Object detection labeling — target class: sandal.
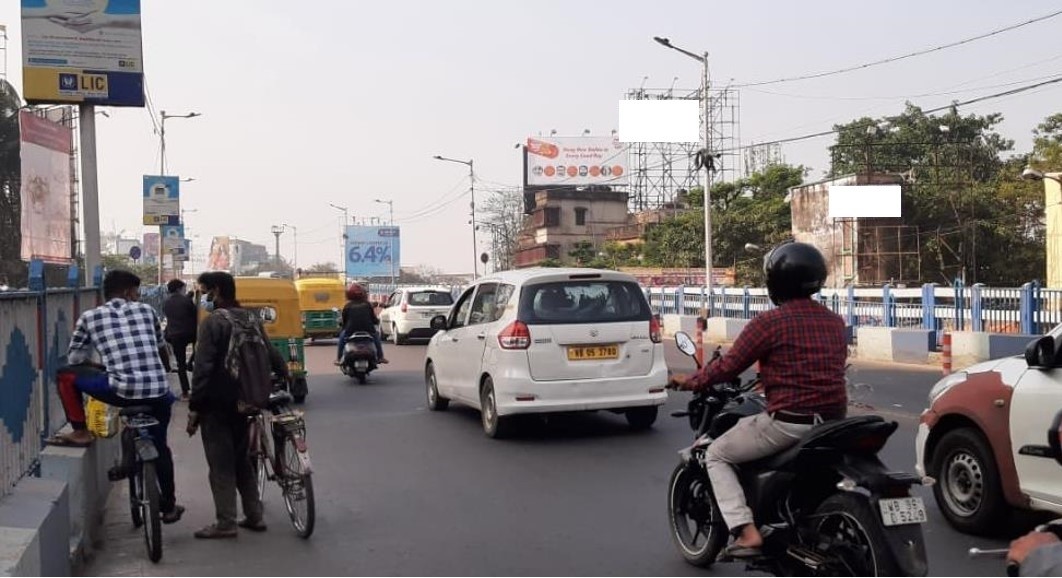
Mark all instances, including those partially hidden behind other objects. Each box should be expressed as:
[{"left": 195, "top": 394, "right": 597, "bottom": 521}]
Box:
[{"left": 238, "top": 517, "right": 267, "bottom": 532}]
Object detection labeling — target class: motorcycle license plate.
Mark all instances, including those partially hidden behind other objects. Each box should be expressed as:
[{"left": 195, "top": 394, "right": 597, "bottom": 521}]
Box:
[
  {"left": 354, "top": 361, "right": 369, "bottom": 370},
  {"left": 879, "top": 497, "right": 927, "bottom": 526}
]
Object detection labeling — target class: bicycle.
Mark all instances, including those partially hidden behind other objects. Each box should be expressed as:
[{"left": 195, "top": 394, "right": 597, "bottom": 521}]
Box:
[
  {"left": 249, "top": 384, "right": 316, "bottom": 538},
  {"left": 118, "top": 406, "right": 165, "bottom": 562}
]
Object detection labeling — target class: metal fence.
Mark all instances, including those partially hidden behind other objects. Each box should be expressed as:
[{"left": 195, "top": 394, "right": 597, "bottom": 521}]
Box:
[
  {"left": 0, "top": 286, "right": 100, "bottom": 499},
  {"left": 646, "top": 281, "right": 1060, "bottom": 346}
]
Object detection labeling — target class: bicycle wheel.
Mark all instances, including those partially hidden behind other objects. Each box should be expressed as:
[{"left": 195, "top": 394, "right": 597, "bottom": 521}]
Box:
[
  {"left": 277, "top": 433, "right": 315, "bottom": 538},
  {"left": 141, "top": 461, "right": 162, "bottom": 563},
  {"left": 252, "top": 417, "right": 272, "bottom": 502},
  {"left": 129, "top": 471, "right": 143, "bottom": 528}
]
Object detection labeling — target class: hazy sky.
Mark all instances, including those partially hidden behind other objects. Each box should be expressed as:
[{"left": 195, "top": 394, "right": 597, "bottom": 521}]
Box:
[{"left": 3, "top": 1, "right": 1061, "bottom": 274}]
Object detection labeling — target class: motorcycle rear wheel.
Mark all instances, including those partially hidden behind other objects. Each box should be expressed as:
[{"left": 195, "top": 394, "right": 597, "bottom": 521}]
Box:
[
  {"left": 667, "top": 463, "right": 727, "bottom": 567},
  {"left": 813, "top": 493, "right": 903, "bottom": 576}
]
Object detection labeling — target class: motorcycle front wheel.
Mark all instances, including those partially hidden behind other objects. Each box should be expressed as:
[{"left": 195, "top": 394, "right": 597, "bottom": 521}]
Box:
[{"left": 667, "top": 462, "right": 727, "bottom": 567}]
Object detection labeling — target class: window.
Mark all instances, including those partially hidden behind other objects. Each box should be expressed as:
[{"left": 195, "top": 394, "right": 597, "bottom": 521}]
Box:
[
  {"left": 575, "top": 207, "right": 588, "bottom": 226},
  {"left": 449, "top": 287, "right": 476, "bottom": 329},
  {"left": 408, "top": 290, "right": 454, "bottom": 306},
  {"left": 468, "top": 283, "right": 516, "bottom": 326},
  {"left": 519, "top": 281, "right": 650, "bottom": 325},
  {"left": 545, "top": 207, "right": 561, "bottom": 227},
  {"left": 388, "top": 292, "right": 400, "bottom": 307}
]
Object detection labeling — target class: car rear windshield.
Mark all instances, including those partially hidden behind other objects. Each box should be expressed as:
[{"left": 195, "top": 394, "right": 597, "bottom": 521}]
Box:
[
  {"left": 408, "top": 291, "right": 454, "bottom": 306},
  {"left": 518, "top": 280, "right": 650, "bottom": 325}
]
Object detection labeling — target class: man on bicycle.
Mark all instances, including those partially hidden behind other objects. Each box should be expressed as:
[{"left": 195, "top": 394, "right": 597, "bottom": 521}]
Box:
[
  {"left": 52, "top": 269, "right": 185, "bottom": 524},
  {"left": 188, "top": 271, "right": 289, "bottom": 538}
]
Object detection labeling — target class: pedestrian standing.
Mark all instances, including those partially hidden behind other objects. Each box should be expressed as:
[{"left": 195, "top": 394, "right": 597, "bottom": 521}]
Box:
[{"left": 163, "top": 279, "right": 197, "bottom": 400}]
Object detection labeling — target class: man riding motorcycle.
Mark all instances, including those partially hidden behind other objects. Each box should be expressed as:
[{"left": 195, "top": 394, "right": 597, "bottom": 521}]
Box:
[
  {"left": 668, "top": 241, "right": 848, "bottom": 558},
  {"left": 335, "top": 282, "right": 387, "bottom": 365}
]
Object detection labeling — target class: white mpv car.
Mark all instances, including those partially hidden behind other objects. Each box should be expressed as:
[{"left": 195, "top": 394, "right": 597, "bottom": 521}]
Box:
[{"left": 424, "top": 268, "right": 669, "bottom": 438}]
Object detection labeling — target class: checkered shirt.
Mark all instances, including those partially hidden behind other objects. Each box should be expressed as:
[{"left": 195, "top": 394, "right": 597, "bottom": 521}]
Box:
[
  {"left": 690, "top": 298, "right": 849, "bottom": 415},
  {"left": 67, "top": 298, "right": 170, "bottom": 399}
]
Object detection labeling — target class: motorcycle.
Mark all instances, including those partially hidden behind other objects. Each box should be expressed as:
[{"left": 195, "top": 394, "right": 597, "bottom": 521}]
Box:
[
  {"left": 339, "top": 331, "right": 378, "bottom": 385},
  {"left": 666, "top": 331, "right": 929, "bottom": 576}
]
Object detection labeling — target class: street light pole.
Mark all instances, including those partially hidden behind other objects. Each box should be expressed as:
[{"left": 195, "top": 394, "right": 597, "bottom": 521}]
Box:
[
  {"left": 282, "top": 223, "right": 298, "bottom": 270},
  {"left": 271, "top": 225, "right": 284, "bottom": 271},
  {"left": 374, "top": 199, "right": 396, "bottom": 286},
  {"left": 654, "top": 36, "right": 714, "bottom": 311},
  {"left": 433, "top": 155, "right": 477, "bottom": 280},
  {"left": 329, "top": 203, "right": 349, "bottom": 279},
  {"left": 157, "top": 110, "right": 200, "bottom": 285}
]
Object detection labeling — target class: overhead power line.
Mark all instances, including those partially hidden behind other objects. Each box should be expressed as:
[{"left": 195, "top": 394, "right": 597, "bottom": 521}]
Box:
[{"left": 734, "top": 8, "right": 1062, "bottom": 87}]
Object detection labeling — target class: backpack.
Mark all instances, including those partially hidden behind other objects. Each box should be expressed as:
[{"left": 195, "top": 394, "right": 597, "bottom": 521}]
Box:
[{"left": 214, "top": 308, "right": 275, "bottom": 413}]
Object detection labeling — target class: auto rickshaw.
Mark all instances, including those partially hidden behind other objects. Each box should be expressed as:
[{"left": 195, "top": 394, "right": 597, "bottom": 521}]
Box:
[
  {"left": 196, "top": 277, "right": 310, "bottom": 403},
  {"left": 294, "top": 276, "right": 346, "bottom": 341}
]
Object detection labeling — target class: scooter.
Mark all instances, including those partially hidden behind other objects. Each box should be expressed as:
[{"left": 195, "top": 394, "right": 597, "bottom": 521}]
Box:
[{"left": 340, "top": 331, "right": 378, "bottom": 385}]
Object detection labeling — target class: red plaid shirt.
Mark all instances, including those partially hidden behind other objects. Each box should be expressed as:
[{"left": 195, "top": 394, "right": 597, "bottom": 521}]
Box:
[{"left": 690, "top": 298, "right": 848, "bottom": 415}]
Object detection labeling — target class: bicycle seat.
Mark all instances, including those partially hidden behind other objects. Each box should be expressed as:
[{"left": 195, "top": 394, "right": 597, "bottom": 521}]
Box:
[{"left": 119, "top": 405, "right": 154, "bottom": 417}]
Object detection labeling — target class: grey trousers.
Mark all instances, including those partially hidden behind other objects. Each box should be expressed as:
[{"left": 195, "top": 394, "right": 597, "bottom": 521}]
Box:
[
  {"left": 704, "top": 412, "right": 813, "bottom": 531},
  {"left": 200, "top": 411, "right": 263, "bottom": 529}
]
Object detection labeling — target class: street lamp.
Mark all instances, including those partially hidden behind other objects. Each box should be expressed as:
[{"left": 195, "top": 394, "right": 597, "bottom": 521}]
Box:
[
  {"left": 374, "top": 199, "right": 396, "bottom": 286},
  {"left": 1022, "top": 166, "right": 1062, "bottom": 185},
  {"left": 158, "top": 110, "right": 201, "bottom": 176},
  {"left": 281, "top": 223, "right": 298, "bottom": 270},
  {"left": 433, "top": 155, "right": 477, "bottom": 280},
  {"left": 654, "top": 36, "right": 715, "bottom": 311}
]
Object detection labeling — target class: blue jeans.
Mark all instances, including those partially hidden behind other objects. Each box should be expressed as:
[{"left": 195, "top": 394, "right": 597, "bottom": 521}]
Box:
[{"left": 337, "top": 329, "right": 384, "bottom": 361}]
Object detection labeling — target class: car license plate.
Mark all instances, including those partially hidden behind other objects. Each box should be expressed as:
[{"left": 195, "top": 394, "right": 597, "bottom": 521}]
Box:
[
  {"left": 879, "top": 497, "right": 927, "bottom": 526},
  {"left": 567, "top": 345, "right": 619, "bottom": 361}
]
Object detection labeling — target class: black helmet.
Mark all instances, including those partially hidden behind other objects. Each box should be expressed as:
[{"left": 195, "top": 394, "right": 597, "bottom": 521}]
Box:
[{"left": 764, "top": 242, "right": 827, "bottom": 305}]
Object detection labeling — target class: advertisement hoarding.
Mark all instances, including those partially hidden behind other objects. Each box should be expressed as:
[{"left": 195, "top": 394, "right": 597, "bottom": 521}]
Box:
[
  {"left": 19, "top": 111, "right": 72, "bottom": 263},
  {"left": 160, "top": 224, "right": 184, "bottom": 257},
  {"left": 525, "top": 136, "right": 628, "bottom": 187},
  {"left": 345, "top": 226, "right": 400, "bottom": 278},
  {"left": 21, "top": 0, "right": 145, "bottom": 107},
  {"left": 142, "top": 175, "right": 179, "bottom": 225},
  {"left": 142, "top": 232, "right": 159, "bottom": 263},
  {"left": 207, "top": 236, "right": 232, "bottom": 272}
]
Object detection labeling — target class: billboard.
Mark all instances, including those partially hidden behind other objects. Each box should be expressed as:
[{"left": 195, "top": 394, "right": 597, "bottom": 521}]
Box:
[
  {"left": 142, "top": 232, "right": 159, "bottom": 263},
  {"left": 345, "top": 226, "right": 400, "bottom": 278},
  {"left": 208, "top": 236, "right": 232, "bottom": 272},
  {"left": 19, "top": 111, "right": 72, "bottom": 263},
  {"left": 142, "top": 175, "right": 179, "bottom": 225},
  {"left": 21, "top": 0, "right": 145, "bottom": 107},
  {"left": 160, "top": 224, "right": 185, "bottom": 258},
  {"left": 525, "top": 136, "right": 628, "bottom": 187}
]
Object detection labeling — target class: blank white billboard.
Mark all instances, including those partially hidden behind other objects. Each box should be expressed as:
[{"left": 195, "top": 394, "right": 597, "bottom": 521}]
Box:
[
  {"left": 828, "top": 185, "right": 902, "bottom": 218},
  {"left": 617, "top": 100, "right": 698, "bottom": 143}
]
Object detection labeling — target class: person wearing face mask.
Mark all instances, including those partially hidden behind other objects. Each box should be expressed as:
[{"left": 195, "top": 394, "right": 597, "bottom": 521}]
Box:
[{"left": 188, "top": 271, "right": 289, "bottom": 538}]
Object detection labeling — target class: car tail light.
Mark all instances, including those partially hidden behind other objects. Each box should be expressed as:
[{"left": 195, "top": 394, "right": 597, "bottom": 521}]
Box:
[
  {"left": 650, "top": 315, "right": 662, "bottom": 344},
  {"left": 498, "top": 321, "right": 531, "bottom": 350},
  {"left": 401, "top": 303, "right": 408, "bottom": 313}
]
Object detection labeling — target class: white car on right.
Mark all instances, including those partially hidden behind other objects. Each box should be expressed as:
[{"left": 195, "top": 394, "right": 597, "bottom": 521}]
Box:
[
  {"left": 915, "top": 326, "right": 1062, "bottom": 535},
  {"left": 423, "top": 268, "right": 669, "bottom": 438}
]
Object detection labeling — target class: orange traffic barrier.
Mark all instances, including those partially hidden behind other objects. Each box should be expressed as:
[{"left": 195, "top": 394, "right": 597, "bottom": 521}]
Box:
[{"left": 942, "top": 332, "right": 952, "bottom": 375}]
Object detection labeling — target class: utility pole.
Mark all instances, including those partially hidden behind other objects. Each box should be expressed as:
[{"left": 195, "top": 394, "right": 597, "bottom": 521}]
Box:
[
  {"left": 329, "top": 203, "right": 350, "bottom": 279},
  {"left": 434, "top": 155, "right": 477, "bottom": 279},
  {"left": 374, "top": 199, "right": 396, "bottom": 286},
  {"left": 271, "top": 225, "right": 284, "bottom": 271},
  {"left": 156, "top": 110, "right": 200, "bottom": 284},
  {"left": 282, "top": 223, "right": 298, "bottom": 270}
]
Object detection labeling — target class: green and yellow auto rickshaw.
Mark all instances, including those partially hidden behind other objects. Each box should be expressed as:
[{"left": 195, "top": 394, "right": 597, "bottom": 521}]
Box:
[
  {"left": 197, "top": 277, "right": 310, "bottom": 403},
  {"left": 294, "top": 276, "right": 345, "bottom": 341}
]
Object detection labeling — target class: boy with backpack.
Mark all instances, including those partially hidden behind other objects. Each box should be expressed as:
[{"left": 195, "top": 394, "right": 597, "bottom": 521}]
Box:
[{"left": 188, "top": 271, "right": 290, "bottom": 539}]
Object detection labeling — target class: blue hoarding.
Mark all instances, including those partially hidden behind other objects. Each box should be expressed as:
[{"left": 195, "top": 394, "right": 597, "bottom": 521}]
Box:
[{"left": 345, "top": 226, "right": 400, "bottom": 278}]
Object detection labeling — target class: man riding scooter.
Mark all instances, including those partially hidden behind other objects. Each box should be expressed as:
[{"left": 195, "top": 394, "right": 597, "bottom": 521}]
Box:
[
  {"left": 668, "top": 241, "right": 849, "bottom": 558},
  {"left": 335, "top": 282, "right": 388, "bottom": 366}
]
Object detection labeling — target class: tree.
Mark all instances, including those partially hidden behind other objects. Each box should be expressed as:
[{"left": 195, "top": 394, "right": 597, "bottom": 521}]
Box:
[
  {"left": 478, "top": 188, "right": 527, "bottom": 272},
  {"left": 568, "top": 241, "right": 597, "bottom": 266},
  {"left": 0, "top": 80, "right": 22, "bottom": 287},
  {"left": 101, "top": 254, "right": 157, "bottom": 282},
  {"left": 305, "top": 262, "right": 338, "bottom": 274},
  {"left": 1032, "top": 113, "right": 1062, "bottom": 171},
  {"left": 829, "top": 104, "right": 1040, "bottom": 284}
]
